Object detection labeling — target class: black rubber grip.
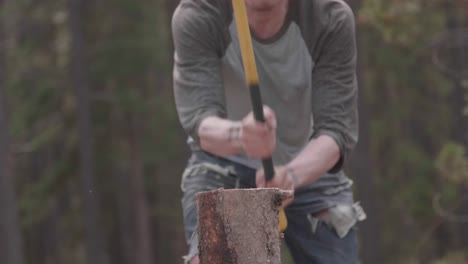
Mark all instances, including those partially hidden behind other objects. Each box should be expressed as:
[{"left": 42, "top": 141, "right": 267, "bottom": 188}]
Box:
[
  {"left": 249, "top": 84, "right": 275, "bottom": 181},
  {"left": 262, "top": 158, "right": 275, "bottom": 181}
]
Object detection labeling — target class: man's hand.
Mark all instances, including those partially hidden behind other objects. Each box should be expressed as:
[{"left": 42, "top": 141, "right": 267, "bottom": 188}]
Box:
[
  {"left": 256, "top": 166, "right": 295, "bottom": 207},
  {"left": 241, "top": 105, "right": 276, "bottom": 159}
]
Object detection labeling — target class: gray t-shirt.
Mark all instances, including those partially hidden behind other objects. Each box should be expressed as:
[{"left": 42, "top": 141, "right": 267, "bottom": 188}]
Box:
[{"left": 172, "top": 0, "right": 358, "bottom": 211}]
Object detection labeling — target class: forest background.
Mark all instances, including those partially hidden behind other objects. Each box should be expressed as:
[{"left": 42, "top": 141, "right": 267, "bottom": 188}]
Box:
[{"left": 1, "top": 0, "right": 468, "bottom": 263}]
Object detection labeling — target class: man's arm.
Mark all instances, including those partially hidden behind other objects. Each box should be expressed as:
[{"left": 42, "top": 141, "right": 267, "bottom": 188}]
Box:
[
  {"left": 256, "top": 135, "right": 339, "bottom": 189},
  {"left": 172, "top": 4, "right": 227, "bottom": 143},
  {"left": 173, "top": 4, "right": 277, "bottom": 159},
  {"left": 198, "top": 106, "right": 277, "bottom": 159},
  {"left": 309, "top": 2, "right": 359, "bottom": 174},
  {"left": 197, "top": 117, "right": 244, "bottom": 156},
  {"left": 257, "top": 2, "right": 358, "bottom": 190},
  {"left": 287, "top": 135, "right": 340, "bottom": 187}
]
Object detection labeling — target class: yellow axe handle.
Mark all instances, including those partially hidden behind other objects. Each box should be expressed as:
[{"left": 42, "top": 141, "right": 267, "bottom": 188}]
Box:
[{"left": 232, "top": 0, "right": 288, "bottom": 232}]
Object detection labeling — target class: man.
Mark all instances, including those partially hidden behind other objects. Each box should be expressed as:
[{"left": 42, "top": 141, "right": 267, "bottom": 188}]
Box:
[{"left": 172, "top": 0, "right": 364, "bottom": 263}]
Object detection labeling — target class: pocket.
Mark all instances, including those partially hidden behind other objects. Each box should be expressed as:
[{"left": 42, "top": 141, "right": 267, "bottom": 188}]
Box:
[
  {"left": 306, "top": 214, "right": 322, "bottom": 235},
  {"left": 328, "top": 203, "right": 366, "bottom": 239}
]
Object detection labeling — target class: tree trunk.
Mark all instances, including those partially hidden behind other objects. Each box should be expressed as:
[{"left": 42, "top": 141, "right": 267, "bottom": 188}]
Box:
[
  {"left": 197, "top": 188, "right": 292, "bottom": 264},
  {"left": 446, "top": 0, "right": 467, "bottom": 148},
  {"left": 111, "top": 98, "right": 155, "bottom": 264},
  {"left": 153, "top": 1, "right": 181, "bottom": 261},
  {"left": 68, "top": 0, "right": 109, "bottom": 263},
  {"left": 346, "top": 1, "right": 383, "bottom": 263},
  {"left": 128, "top": 114, "right": 154, "bottom": 264},
  {"left": 113, "top": 167, "right": 136, "bottom": 264},
  {"left": 110, "top": 104, "right": 136, "bottom": 264},
  {"left": 0, "top": 4, "right": 24, "bottom": 262},
  {"left": 349, "top": 92, "right": 382, "bottom": 264},
  {"left": 445, "top": 0, "right": 468, "bottom": 249},
  {"left": 43, "top": 197, "right": 59, "bottom": 264}
]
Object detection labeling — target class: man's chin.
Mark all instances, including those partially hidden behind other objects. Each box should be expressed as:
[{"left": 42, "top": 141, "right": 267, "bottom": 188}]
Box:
[
  {"left": 246, "top": 0, "right": 278, "bottom": 12},
  {"left": 252, "top": 6, "right": 274, "bottom": 12}
]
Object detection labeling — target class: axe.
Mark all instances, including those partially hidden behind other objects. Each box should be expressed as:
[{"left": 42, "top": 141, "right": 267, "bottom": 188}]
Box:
[{"left": 232, "top": 0, "right": 288, "bottom": 232}]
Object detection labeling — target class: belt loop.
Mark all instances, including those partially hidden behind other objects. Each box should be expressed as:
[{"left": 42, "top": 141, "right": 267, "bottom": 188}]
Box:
[
  {"left": 307, "top": 214, "right": 320, "bottom": 234},
  {"left": 235, "top": 176, "right": 240, "bottom": 188}
]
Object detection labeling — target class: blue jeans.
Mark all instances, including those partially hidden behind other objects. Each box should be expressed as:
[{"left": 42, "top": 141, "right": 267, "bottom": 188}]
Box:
[{"left": 181, "top": 150, "right": 359, "bottom": 264}]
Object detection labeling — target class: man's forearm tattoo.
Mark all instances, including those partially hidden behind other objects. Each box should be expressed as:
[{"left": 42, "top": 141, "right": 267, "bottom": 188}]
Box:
[{"left": 228, "top": 124, "right": 242, "bottom": 143}]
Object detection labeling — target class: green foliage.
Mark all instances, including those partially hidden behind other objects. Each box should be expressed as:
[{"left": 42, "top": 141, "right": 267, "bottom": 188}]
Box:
[
  {"left": 436, "top": 142, "right": 468, "bottom": 185},
  {"left": 360, "top": 0, "right": 445, "bottom": 46},
  {"left": 19, "top": 160, "right": 73, "bottom": 228},
  {"left": 281, "top": 242, "right": 294, "bottom": 264},
  {"left": 432, "top": 251, "right": 468, "bottom": 264},
  {"left": 358, "top": 0, "right": 468, "bottom": 262},
  {"left": 4, "top": 0, "right": 184, "bottom": 263},
  {"left": 3, "top": 0, "right": 468, "bottom": 263}
]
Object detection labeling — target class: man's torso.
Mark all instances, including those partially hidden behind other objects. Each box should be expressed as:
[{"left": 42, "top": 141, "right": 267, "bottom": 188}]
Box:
[
  {"left": 222, "top": 14, "right": 313, "bottom": 168},
  {"left": 174, "top": 0, "right": 356, "bottom": 211}
]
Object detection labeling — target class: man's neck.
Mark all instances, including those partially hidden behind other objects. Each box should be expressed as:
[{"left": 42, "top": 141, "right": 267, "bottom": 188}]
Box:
[{"left": 245, "top": 0, "right": 288, "bottom": 40}]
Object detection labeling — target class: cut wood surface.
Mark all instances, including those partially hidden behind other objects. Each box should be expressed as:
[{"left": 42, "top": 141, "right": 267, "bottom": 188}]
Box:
[{"left": 196, "top": 188, "right": 292, "bottom": 264}]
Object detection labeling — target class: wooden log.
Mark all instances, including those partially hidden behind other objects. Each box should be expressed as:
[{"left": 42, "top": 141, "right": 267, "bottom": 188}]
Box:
[{"left": 196, "top": 188, "right": 293, "bottom": 264}]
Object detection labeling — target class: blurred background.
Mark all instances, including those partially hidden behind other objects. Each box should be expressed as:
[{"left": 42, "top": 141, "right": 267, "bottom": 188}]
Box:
[{"left": 0, "top": 0, "right": 467, "bottom": 263}]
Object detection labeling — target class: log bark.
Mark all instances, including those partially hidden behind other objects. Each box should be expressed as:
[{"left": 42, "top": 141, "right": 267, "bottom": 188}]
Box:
[{"left": 197, "top": 188, "right": 292, "bottom": 264}]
